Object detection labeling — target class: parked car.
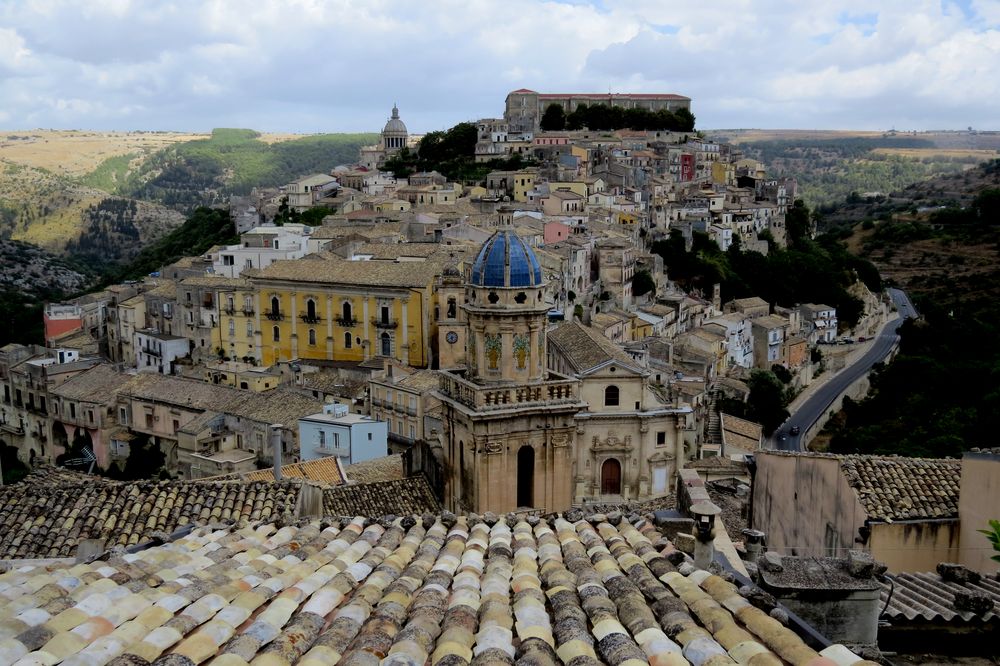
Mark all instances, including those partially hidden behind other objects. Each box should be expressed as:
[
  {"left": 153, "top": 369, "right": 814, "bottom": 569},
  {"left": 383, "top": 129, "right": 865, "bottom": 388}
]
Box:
[{"left": 790, "top": 426, "right": 801, "bottom": 436}]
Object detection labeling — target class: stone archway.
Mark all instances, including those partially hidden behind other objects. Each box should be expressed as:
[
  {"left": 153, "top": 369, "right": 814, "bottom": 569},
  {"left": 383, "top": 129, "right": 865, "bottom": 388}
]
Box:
[
  {"left": 601, "top": 458, "right": 622, "bottom": 495},
  {"left": 517, "top": 445, "right": 535, "bottom": 508}
]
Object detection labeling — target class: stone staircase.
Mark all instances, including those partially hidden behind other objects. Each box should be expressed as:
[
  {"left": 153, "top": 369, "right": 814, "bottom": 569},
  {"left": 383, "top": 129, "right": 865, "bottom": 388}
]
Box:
[{"left": 705, "top": 386, "right": 723, "bottom": 447}]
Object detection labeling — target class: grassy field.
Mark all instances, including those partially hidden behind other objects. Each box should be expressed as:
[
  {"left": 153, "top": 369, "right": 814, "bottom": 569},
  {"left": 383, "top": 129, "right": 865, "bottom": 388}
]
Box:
[
  {"left": 711, "top": 129, "right": 884, "bottom": 143},
  {"left": 0, "top": 130, "right": 207, "bottom": 177},
  {"left": 872, "top": 147, "right": 999, "bottom": 160}
]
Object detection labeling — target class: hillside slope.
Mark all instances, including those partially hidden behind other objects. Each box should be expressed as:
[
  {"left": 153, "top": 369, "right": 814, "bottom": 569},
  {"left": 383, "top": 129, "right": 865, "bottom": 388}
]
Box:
[
  {"left": 121, "top": 128, "right": 376, "bottom": 209},
  {"left": 819, "top": 159, "right": 1000, "bottom": 457}
]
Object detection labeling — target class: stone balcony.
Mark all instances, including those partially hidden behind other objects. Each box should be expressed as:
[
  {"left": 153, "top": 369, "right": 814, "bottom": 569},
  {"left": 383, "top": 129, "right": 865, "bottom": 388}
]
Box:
[{"left": 438, "top": 370, "right": 579, "bottom": 411}]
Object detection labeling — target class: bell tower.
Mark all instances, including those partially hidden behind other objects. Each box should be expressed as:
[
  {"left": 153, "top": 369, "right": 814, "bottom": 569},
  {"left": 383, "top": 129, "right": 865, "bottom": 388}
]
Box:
[{"left": 437, "top": 254, "right": 467, "bottom": 369}]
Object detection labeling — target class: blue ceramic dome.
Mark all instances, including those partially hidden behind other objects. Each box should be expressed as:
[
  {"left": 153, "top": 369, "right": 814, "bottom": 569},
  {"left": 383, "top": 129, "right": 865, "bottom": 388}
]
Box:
[{"left": 470, "top": 229, "right": 543, "bottom": 288}]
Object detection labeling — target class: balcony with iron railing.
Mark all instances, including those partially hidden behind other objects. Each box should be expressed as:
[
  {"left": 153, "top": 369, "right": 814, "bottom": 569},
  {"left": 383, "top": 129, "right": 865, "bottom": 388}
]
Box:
[
  {"left": 0, "top": 420, "right": 24, "bottom": 435},
  {"left": 371, "top": 317, "right": 398, "bottom": 329},
  {"left": 300, "top": 314, "right": 323, "bottom": 324},
  {"left": 437, "top": 371, "right": 580, "bottom": 411},
  {"left": 265, "top": 311, "right": 285, "bottom": 321},
  {"left": 141, "top": 346, "right": 162, "bottom": 357},
  {"left": 224, "top": 307, "right": 236, "bottom": 315},
  {"left": 335, "top": 316, "right": 359, "bottom": 327},
  {"left": 242, "top": 307, "right": 255, "bottom": 316}
]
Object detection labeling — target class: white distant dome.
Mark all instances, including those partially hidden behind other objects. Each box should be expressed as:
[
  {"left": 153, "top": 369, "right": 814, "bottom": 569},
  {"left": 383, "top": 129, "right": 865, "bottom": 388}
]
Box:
[{"left": 383, "top": 104, "right": 408, "bottom": 135}]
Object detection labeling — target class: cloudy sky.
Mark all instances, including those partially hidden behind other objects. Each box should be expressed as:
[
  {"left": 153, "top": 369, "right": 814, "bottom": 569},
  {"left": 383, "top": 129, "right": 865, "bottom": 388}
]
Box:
[{"left": 1, "top": 0, "right": 998, "bottom": 133}]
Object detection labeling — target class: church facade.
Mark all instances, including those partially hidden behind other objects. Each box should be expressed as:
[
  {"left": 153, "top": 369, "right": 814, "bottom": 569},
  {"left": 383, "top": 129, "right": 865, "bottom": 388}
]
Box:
[{"left": 434, "top": 212, "right": 694, "bottom": 514}]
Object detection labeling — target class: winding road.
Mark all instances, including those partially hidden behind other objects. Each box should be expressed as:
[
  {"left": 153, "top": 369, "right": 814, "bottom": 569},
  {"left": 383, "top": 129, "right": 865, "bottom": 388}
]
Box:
[{"left": 771, "top": 288, "right": 917, "bottom": 451}]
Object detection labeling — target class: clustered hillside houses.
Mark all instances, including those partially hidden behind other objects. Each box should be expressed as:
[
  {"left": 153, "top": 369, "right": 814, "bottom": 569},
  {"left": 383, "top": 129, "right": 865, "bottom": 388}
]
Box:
[
  {"left": 1, "top": 93, "right": 998, "bottom": 666},
  {"left": 9, "top": 90, "right": 843, "bottom": 509}
]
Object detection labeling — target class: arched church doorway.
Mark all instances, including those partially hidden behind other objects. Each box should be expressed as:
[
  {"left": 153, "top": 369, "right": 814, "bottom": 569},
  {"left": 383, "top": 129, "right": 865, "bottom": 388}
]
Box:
[
  {"left": 517, "top": 445, "right": 534, "bottom": 508},
  {"left": 601, "top": 458, "right": 622, "bottom": 495}
]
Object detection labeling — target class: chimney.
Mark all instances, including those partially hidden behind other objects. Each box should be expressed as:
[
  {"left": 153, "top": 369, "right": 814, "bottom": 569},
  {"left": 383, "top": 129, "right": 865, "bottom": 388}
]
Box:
[
  {"left": 690, "top": 500, "right": 722, "bottom": 569},
  {"left": 742, "top": 529, "right": 765, "bottom": 564},
  {"left": 270, "top": 424, "right": 283, "bottom": 481}
]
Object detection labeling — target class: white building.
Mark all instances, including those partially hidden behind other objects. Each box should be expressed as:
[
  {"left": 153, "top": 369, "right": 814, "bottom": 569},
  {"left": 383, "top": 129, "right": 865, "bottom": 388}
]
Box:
[
  {"left": 799, "top": 303, "right": 838, "bottom": 344},
  {"left": 297, "top": 403, "right": 388, "bottom": 465},
  {"left": 211, "top": 225, "right": 312, "bottom": 278},
  {"left": 134, "top": 329, "right": 189, "bottom": 375},
  {"left": 705, "top": 312, "right": 754, "bottom": 369}
]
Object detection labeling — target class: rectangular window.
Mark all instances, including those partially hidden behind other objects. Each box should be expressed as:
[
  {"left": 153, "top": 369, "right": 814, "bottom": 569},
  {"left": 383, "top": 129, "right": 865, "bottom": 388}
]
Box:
[
  {"left": 247, "top": 321, "right": 254, "bottom": 338},
  {"left": 319, "top": 430, "right": 325, "bottom": 445},
  {"left": 87, "top": 410, "right": 94, "bottom": 423},
  {"left": 70, "top": 403, "right": 76, "bottom": 418},
  {"left": 172, "top": 419, "right": 180, "bottom": 434},
  {"left": 656, "top": 431, "right": 666, "bottom": 446},
  {"left": 409, "top": 425, "right": 415, "bottom": 439},
  {"left": 119, "top": 407, "right": 128, "bottom": 424},
  {"left": 145, "top": 413, "right": 154, "bottom": 429}
]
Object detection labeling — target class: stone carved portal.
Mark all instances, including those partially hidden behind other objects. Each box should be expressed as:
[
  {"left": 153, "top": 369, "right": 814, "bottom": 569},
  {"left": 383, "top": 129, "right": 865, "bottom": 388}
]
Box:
[{"left": 592, "top": 434, "right": 632, "bottom": 452}]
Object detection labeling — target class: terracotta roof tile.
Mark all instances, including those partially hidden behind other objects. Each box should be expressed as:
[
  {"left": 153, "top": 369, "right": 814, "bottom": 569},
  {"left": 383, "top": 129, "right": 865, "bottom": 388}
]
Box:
[
  {"left": 344, "top": 454, "right": 405, "bottom": 484},
  {"left": 548, "top": 321, "right": 637, "bottom": 374},
  {"left": 0, "top": 511, "right": 870, "bottom": 665},
  {"left": 202, "top": 457, "right": 347, "bottom": 487},
  {"left": 840, "top": 455, "right": 961, "bottom": 521},
  {"left": 251, "top": 253, "right": 441, "bottom": 288}
]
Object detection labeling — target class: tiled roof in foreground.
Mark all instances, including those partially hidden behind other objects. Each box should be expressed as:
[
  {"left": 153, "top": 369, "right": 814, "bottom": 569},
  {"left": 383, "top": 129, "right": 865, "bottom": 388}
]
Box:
[
  {"left": 0, "top": 476, "right": 439, "bottom": 560},
  {"left": 0, "top": 512, "right": 877, "bottom": 666}
]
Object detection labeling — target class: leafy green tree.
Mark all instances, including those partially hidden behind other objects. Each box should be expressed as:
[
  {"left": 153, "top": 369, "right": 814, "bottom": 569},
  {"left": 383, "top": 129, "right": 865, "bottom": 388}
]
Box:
[
  {"left": 633, "top": 269, "right": 656, "bottom": 297},
  {"left": 674, "top": 108, "right": 696, "bottom": 132},
  {"left": 786, "top": 199, "right": 812, "bottom": 247},
  {"left": 746, "top": 370, "right": 790, "bottom": 435},
  {"left": 540, "top": 104, "right": 566, "bottom": 131},
  {"left": 973, "top": 188, "right": 1000, "bottom": 222},
  {"left": 770, "top": 364, "right": 792, "bottom": 384}
]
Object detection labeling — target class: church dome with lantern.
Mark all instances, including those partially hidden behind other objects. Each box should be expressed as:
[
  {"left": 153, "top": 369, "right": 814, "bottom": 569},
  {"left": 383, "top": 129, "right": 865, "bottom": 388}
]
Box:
[{"left": 470, "top": 229, "right": 543, "bottom": 289}]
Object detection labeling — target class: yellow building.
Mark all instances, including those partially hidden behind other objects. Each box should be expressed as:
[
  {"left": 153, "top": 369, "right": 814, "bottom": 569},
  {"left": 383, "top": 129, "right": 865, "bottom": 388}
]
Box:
[
  {"left": 712, "top": 160, "right": 734, "bottom": 185},
  {"left": 550, "top": 181, "right": 588, "bottom": 198},
  {"left": 203, "top": 361, "right": 283, "bottom": 392},
  {"left": 251, "top": 254, "right": 442, "bottom": 367},
  {"left": 214, "top": 279, "right": 258, "bottom": 364},
  {"left": 513, "top": 169, "right": 536, "bottom": 202}
]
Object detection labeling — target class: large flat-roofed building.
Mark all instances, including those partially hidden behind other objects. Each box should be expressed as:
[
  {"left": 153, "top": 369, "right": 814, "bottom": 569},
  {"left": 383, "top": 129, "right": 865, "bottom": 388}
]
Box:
[{"left": 505, "top": 88, "right": 692, "bottom": 131}]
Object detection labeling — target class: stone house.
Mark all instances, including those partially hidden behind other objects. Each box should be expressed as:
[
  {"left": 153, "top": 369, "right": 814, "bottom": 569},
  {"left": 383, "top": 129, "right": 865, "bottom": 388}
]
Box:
[{"left": 751, "top": 451, "right": 972, "bottom": 573}]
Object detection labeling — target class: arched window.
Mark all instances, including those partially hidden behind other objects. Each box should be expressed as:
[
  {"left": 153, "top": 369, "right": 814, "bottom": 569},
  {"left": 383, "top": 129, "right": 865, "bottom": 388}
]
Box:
[
  {"left": 344, "top": 332, "right": 352, "bottom": 349},
  {"left": 306, "top": 299, "right": 317, "bottom": 320},
  {"left": 447, "top": 298, "right": 457, "bottom": 319},
  {"left": 380, "top": 332, "right": 391, "bottom": 356},
  {"left": 272, "top": 326, "right": 280, "bottom": 342},
  {"left": 342, "top": 301, "right": 352, "bottom": 323},
  {"left": 308, "top": 328, "right": 316, "bottom": 346},
  {"left": 604, "top": 385, "right": 620, "bottom": 407},
  {"left": 270, "top": 297, "right": 280, "bottom": 316}
]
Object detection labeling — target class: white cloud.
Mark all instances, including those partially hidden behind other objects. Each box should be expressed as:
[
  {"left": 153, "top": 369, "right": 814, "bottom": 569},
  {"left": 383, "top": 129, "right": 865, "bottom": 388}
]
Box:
[{"left": 0, "top": 0, "right": 996, "bottom": 131}]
